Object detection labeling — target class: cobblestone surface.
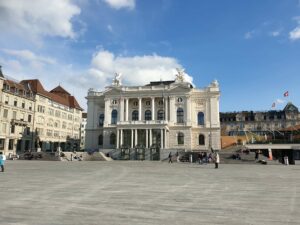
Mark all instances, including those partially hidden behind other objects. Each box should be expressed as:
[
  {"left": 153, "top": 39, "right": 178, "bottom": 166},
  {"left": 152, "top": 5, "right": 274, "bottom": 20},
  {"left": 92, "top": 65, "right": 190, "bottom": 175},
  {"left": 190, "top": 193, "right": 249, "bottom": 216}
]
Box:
[{"left": 1, "top": 161, "right": 299, "bottom": 225}]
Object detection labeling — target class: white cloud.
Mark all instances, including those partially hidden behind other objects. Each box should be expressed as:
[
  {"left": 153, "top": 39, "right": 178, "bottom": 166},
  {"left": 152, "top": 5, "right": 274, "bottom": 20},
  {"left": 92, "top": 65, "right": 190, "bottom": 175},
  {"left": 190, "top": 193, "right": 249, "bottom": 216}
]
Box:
[
  {"left": 0, "top": 0, "right": 81, "bottom": 41},
  {"left": 244, "top": 31, "right": 255, "bottom": 39},
  {"left": 270, "top": 30, "right": 281, "bottom": 37},
  {"left": 289, "top": 17, "right": 300, "bottom": 40},
  {"left": 85, "top": 49, "right": 193, "bottom": 90},
  {"left": 107, "top": 24, "right": 113, "bottom": 32},
  {"left": 1, "top": 49, "right": 56, "bottom": 71},
  {"left": 276, "top": 99, "right": 285, "bottom": 104},
  {"left": 103, "top": 0, "right": 135, "bottom": 10}
]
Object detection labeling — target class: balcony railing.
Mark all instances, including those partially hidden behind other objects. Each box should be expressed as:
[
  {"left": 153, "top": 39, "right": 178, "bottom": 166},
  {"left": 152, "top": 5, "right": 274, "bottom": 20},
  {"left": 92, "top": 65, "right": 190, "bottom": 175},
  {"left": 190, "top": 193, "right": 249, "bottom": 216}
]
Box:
[
  {"left": 11, "top": 119, "right": 29, "bottom": 126},
  {"left": 117, "top": 120, "right": 168, "bottom": 125}
]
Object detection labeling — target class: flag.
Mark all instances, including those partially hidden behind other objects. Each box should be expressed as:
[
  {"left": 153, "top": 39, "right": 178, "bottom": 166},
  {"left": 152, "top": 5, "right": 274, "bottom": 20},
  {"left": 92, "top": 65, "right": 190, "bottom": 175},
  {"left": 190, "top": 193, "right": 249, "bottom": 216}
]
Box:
[
  {"left": 272, "top": 102, "right": 275, "bottom": 108},
  {"left": 284, "top": 91, "right": 289, "bottom": 97}
]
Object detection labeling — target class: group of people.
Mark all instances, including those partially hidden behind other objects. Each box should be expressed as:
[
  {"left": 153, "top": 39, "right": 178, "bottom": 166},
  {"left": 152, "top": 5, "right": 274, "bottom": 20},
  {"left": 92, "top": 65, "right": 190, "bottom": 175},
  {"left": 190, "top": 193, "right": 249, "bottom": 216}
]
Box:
[
  {"left": 0, "top": 152, "right": 6, "bottom": 172},
  {"left": 168, "top": 151, "right": 220, "bottom": 169}
]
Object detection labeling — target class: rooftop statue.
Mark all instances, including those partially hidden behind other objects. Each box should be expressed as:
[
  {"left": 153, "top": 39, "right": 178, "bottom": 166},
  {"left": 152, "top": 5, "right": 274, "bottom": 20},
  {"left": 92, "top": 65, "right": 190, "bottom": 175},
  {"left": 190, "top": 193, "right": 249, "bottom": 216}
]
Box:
[
  {"left": 211, "top": 79, "right": 219, "bottom": 87},
  {"left": 175, "top": 68, "right": 185, "bottom": 82},
  {"left": 112, "top": 72, "right": 122, "bottom": 86}
]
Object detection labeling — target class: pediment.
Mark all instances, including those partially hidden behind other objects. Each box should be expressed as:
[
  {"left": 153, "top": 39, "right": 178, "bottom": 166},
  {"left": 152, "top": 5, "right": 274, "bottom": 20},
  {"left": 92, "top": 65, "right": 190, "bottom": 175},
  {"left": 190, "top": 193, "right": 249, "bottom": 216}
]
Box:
[{"left": 103, "top": 87, "right": 122, "bottom": 96}]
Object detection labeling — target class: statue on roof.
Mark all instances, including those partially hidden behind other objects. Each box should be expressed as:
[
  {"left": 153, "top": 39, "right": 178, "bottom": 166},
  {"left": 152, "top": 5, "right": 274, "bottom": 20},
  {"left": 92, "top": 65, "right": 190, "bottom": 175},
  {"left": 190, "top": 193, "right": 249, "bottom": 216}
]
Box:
[
  {"left": 175, "top": 68, "right": 185, "bottom": 82},
  {"left": 112, "top": 72, "right": 122, "bottom": 86},
  {"left": 211, "top": 79, "right": 219, "bottom": 87}
]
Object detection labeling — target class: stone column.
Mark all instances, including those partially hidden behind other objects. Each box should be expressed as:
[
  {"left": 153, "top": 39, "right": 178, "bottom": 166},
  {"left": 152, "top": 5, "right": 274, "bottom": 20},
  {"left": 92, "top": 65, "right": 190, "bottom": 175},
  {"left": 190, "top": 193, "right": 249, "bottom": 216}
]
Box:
[
  {"left": 164, "top": 97, "right": 168, "bottom": 121},
  {"left": 120, "top": 98, "right": 124, "bottom": 122},
  {"left": 169, "top": 97, "right": 175, "bottom": 123},
  {"left": 125, "top": 98, "right": 129, "bottom": 121},
  {"left": 131, "top": 129, "right": 134, "bottom": 148},
  {"left": 146, "top": 129, "right": 149, "bottom": 148},
  {"left": 164, "top": 129, "right": 167, "bottom": 149},
  {"left": 138, "top": 98, "right": 142, "bottom": 121},
  {"left": 151, "top": 97, "right": 155, "bottom": 121},
  {"left": 135, "top": 129, "right": 138, "bottom": 146},
  {"left": 104, "top": 98, "right": 111, "bottom": 126},
  {"left": 161, "top": 129, "right": 164, "bottom": 149},
  {"left": 186, "top": 96, "right": 191, "bottom": 124},
  {"left": 149, "top": 129, "right": 152, "bottom": 147},
  {"left": 120, "top": 129, "right": 123, "bottom": 146},
  {"left": 116, "top": 129, "right": 119, "bottom": 149}
]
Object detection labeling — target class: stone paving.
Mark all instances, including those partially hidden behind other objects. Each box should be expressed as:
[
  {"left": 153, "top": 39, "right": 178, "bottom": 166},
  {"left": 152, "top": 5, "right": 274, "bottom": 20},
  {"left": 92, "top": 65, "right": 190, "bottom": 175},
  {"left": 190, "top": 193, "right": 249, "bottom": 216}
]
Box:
[{"left": 0, "top": 161, "right": 300, "bottom": 225}]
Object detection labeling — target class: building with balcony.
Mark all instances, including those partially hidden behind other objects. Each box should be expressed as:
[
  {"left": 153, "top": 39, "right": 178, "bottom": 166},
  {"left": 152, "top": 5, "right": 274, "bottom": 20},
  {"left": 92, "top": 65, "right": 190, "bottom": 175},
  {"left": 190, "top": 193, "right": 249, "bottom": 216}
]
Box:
[
  {"left": 85, "top": 69, "right": 221, "bottom": 155},
  {"left": 0, "top": 66, "right": 35, "bottom": 156},
  {"left": 0, "top": 66, "right": 83, "bottom": 156},
  {"left": 220, "top": 102, "right": 300, "bottom": 138}
]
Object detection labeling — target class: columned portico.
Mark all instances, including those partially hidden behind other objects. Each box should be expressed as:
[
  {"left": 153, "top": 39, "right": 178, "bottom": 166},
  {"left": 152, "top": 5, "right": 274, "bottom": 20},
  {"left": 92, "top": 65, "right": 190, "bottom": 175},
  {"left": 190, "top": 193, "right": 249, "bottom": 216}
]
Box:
[{"left": 86, "top": 69, "right": 221, "bottom": 155}]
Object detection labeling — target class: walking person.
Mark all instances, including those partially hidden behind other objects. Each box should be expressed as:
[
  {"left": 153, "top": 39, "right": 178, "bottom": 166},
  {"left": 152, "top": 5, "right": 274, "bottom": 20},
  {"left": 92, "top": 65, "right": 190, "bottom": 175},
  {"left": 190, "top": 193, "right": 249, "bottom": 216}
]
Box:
[
  {"left": 168, "top": 152, "right": 173, "bottom": 163},
  {"left": 214, "top": 152, "right": 220, "bottom": 169},
  {"left": 255, "top": 150, "right": 259, "bottom": 161},
  {"left": 0, "top": 152, "right": 6, "bottom": 172},
  {"left": 176, "top": 151, "right": 179, "bottom": 162}
]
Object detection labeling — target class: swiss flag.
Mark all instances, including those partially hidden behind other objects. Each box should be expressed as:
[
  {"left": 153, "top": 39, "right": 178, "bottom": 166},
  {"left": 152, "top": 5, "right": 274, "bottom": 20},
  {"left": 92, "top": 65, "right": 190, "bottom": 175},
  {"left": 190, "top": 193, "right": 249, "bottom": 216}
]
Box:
[{"left": 284, "top": 91, "right": 289, "bottom": 97}]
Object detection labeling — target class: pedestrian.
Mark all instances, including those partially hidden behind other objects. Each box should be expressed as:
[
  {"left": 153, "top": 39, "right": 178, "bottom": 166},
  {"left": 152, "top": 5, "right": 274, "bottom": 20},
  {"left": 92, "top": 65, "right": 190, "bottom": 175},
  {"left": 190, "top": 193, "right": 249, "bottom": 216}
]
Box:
[
  {"left": 168, "top": 152, "right": 173, "bottom": 163},
  {"left": 255, "top": 150, "right": 259, "bottom": 161},
  {"left": 0, "top": 152, "right": 6, "bottom": 172},
  {"left": 176, "top": 151, "right": 179, "bottom": 162},
  {"left": 214, "top": 152, "right": 220, "bottom": 169}
]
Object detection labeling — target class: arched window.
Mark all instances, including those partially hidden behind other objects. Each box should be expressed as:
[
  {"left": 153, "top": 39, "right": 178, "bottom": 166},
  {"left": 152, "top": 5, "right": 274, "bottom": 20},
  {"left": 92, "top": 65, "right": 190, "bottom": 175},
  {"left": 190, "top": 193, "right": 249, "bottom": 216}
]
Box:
[
  {"left": 199, "top": 134, "right": 205, "bottom": 145},
  {"left": 132, "top": 110, "right": 138, "bottom": 121},
  {"left": 98, "top": 134, "right": 103, "bottom": 146},
  {"left": 145, "top": 110, "right": 151, "bottom": 120},
  {"left": 177, "top": 132, "right": 184, "bottom": 145},
  {"left": 99, "top": 113, "right": 104, "bottom": 126},
  {"left": 110, "top": 133, "right": 116, "bottom": 145},
  {"left": 198, "top": 112, "right": 205, "bottom": 125},
  {"left": 111, "top": 110, "right": 117, "bottom": 124},
  {"left": 177, "top": 108, "right": 184, "bottom": 123},
  {"left": 157, "top": 110, "right": 164, "bottom": 120}
]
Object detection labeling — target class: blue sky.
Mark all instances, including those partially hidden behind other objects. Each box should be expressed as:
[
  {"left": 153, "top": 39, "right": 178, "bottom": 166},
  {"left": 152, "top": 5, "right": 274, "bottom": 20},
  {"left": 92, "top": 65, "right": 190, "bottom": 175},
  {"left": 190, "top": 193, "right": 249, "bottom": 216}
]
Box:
[{"left": 0, "top": 0, "right": 300, "bottom": 112}]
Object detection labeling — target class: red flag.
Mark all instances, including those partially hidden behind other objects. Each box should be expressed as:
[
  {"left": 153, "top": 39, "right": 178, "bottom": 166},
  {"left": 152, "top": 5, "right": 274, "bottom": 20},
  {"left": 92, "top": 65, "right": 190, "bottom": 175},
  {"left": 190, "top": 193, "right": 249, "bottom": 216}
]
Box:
[
  {"left": 272, "top": 102, "right": 275, "bottom": 108},
  {"left": 284, "top": 91, "right": 289, "bottom": 97}
]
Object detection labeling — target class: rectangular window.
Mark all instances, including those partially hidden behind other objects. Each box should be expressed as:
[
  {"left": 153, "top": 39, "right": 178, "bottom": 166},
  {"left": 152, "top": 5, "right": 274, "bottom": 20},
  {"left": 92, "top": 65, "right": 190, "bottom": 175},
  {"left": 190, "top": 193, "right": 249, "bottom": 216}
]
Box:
[
  {"left": 22, "top": 102, "right": 25, "bottom": 108},
  {"left": 5, "top": 96, "right": 9, "bottom": 104},
  {"left": 2, "top": 124, "right": 7, "bottom": 133},
  {"left": 29, "top": 103, "right": 33, "bottom": 111},
  {"left": 28, "top": 114, "right": 32, "bottom": 122},
  {"left": 8, "top": 139, "right": 14, "bottom": 150},
  {"left": 38, "top": 105, "right": 45, "bottom": 113},
  {"left": 0, "top": 139, "right": 4, "bottom": 150},
  {"left": 3, "top": 109, "right": 8, "bottom": 118},
  {"left": 12, "top": 111, "right": 17, "bottom": 119},
  {"left": 14, "top": 99, "right": 18, "bottom": 107},
  {"left": 11, "top": 125, "right": 15, "bottom": 134}
]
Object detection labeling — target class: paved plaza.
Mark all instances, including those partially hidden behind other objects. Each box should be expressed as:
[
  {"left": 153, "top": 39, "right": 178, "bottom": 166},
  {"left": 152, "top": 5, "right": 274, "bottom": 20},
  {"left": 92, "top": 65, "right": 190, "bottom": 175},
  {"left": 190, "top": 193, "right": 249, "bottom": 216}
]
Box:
[{"left": 0, "top": 161, "right": 300, "bottom": 225}]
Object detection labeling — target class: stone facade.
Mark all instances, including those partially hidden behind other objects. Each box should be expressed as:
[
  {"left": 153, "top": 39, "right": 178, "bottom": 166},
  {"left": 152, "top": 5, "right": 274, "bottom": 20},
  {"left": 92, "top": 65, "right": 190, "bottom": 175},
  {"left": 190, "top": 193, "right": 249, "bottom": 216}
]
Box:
[
  {"left": 85, "top": 70, "right": 221, "bottom": 153},
  {"left": 220, "top": 102, "right": 300, "bottom": 136},
  {"left": 0, "top": 67, "right": 83, "bottom": 156}
]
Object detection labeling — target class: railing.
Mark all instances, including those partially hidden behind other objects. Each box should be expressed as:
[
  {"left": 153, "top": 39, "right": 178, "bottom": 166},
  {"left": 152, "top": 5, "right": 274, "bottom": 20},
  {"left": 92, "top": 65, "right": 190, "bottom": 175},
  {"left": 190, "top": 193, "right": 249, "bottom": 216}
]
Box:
[
  {"left": 117, "top": 120, "right": 168, "bottom": 125},
  {"left": 11, "top": 119, "right": 29, "bottom": 126}
]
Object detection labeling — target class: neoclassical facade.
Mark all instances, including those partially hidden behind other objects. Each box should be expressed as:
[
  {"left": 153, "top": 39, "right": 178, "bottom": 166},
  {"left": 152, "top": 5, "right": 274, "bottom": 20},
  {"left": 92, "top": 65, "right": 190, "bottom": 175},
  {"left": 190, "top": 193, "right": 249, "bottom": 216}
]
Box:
[{"left": 85, "top": 69, "right": 221, "bottom": 153}]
